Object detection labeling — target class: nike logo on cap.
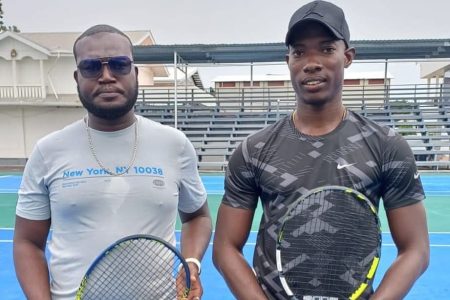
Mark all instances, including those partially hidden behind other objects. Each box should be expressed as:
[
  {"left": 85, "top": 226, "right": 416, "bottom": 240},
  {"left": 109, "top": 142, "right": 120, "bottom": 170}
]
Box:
[
  {"left": 337, "top": 163, "right": 356, "bottom": 169},
  {"left": 414, "top": 172, "right": 420, "bottom": 179}
]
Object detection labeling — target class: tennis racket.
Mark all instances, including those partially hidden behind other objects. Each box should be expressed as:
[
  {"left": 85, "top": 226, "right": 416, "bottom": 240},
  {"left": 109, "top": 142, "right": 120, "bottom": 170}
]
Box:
[
  {"left": 75, "top": 234, "right": 191, "bottom": 300},
  {"left": 276, "top": 186, "right": 381, "bottom": 300}
]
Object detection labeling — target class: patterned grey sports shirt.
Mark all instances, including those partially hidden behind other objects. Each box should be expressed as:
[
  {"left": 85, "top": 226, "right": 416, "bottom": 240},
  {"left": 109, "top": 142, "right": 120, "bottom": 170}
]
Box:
[{"left": 222, "top": 110, "right": 425, "bottom": 299}]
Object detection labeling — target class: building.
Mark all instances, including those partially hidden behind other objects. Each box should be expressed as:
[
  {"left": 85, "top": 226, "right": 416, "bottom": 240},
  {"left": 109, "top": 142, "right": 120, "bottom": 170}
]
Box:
[
  {"left": 0, "top": 30, "right": 168, "bottom": 165},
  {"left": 420, "top": 61, "right": 450, "bottom": 101},
  {"left": 211, "top": 71, "right": 393, "bottom": 110}
]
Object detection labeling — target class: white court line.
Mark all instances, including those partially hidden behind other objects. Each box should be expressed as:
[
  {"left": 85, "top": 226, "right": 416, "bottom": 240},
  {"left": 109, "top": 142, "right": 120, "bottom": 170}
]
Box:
[
  {"left": 1, "top": 240, "right": 450, "bottom": 248},
  {"left": 2, "top": 228, "right": 450, "bottom": 234},
  {"left": 0, "top": 189, "right": 19, "bottom": 193},
  {"left": 2, "top": 229, "right": 450, "bottom": 246}
]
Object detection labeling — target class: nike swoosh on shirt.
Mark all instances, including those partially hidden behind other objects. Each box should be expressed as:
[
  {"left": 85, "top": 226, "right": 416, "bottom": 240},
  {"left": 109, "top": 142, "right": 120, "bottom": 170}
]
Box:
[{"left": 337, "top": 163, "right": 356, "bottom": 170}]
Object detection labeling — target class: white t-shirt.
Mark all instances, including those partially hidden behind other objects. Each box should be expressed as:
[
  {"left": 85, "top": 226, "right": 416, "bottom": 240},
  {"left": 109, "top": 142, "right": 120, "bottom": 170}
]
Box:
[{"left": 16, "top": 115, "right": 207, "bottom": 300}]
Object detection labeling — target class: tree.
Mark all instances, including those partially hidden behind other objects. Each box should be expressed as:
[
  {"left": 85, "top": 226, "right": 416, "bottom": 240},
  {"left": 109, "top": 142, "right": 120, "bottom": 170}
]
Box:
[
  {"left": 0, "top": 0, "right": 4, "bottom": 30},
  {"left": 0, "top": 0, "right": 20, "bottom": 32}
]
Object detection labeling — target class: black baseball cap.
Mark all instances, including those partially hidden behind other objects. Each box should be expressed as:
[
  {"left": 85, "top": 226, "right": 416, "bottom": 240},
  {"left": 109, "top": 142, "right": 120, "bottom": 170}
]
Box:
[{"left": 285, "top": 0, "right": 350, "bottom": 47}]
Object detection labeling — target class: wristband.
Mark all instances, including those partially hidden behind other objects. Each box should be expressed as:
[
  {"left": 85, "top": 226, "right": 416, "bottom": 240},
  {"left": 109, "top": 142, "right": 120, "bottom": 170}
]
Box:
[{"left": 185, "top": 257, "right": 201, "bottom": 275}]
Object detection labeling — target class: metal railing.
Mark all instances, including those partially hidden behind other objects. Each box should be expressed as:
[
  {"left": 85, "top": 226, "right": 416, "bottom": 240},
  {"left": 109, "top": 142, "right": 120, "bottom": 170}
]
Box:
[
  {"left": 136, "top": 84, "right": 450, "bottom": 112},
  {"left": 0, "top": 85, "right": 43, "bottom": 99}
]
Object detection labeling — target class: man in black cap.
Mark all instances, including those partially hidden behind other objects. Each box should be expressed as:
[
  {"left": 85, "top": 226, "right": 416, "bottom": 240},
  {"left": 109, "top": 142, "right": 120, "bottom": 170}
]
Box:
[{"left": 213, "top": 1, "right": 429, "bottom": 299}]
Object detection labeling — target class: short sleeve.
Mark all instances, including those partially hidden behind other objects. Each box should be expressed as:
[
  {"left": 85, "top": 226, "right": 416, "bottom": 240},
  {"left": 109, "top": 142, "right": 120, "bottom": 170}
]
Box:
[
  {"left": 16, "top": 145, "right": 51, "bottom": 220},
  {"left": 177, "top": 138, "right": 207, "bottom": 213},
  {"left": 222, "top": 140, "right": 259, "bottom": 211},
  {"left": 381, "top": 133, "right": 425, "bottom": 210}
]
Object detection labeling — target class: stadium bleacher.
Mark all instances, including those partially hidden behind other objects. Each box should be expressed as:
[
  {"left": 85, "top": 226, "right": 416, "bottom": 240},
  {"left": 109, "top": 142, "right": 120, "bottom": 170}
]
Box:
[{"left": 135, "top": 86, "right": 450, "bottom": 171}]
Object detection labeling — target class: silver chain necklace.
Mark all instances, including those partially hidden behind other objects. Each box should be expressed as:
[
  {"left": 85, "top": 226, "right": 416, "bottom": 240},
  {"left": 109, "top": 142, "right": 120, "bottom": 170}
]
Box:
[{"left": 85, "top": 117, "right": 139, "bottom": 176}]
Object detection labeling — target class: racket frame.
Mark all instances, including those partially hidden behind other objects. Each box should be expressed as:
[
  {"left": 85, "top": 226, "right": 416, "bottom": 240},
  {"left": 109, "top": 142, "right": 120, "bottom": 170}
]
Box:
[
  {"left": 276, "top": 185, "right": 381, "bottom": 300},
  {"left": 75, "top": 234, "right": 191, "bottom": 300}
]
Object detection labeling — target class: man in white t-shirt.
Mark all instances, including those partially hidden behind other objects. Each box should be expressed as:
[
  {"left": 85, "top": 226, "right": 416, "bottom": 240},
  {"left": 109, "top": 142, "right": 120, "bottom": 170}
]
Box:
[{"left": 13, "top": 24, "right": 211, "bottom": 300}]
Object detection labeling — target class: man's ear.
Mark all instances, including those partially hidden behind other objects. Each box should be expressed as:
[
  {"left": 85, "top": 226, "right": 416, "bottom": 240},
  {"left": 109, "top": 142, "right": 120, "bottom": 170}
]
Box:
[
  {"left": 344, "top": 47, "right": 356, "bottom": 68},
  {"left": 74, "top": 70, "right": 78, "bottom": 83},
  {"left": 285, "top": 53, "right": 290, "bottom": 65},
  {"left": 134, "top": 66, "right": 139, "bottom": 76}
]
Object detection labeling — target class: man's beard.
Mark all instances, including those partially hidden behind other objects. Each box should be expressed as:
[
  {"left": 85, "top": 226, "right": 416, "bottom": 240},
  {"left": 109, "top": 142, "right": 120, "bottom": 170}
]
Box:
[{"left": 77, "top": 82, "right": 139, "bottom": 120}]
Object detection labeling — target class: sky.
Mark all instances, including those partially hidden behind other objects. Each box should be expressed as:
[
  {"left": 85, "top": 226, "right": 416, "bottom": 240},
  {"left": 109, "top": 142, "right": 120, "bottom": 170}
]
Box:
[{"left": 2, "top": 0, "right": 450, "bottom": 87}]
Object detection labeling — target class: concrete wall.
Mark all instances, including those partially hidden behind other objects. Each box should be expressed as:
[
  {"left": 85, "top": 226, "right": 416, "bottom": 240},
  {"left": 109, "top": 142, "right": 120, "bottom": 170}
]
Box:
[{"left": 0, "top": 106, "right": 86, "bottom": 159}]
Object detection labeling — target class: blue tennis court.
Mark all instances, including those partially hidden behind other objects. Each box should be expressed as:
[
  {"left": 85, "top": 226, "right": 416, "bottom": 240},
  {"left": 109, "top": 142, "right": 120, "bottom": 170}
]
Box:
[{"left": 1, "top": 174, "right": 449, "bottom": 299}]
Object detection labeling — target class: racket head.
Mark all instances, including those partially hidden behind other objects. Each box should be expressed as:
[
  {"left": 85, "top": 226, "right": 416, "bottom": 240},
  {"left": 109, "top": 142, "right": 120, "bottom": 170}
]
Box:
[
  {"left": 276, "top": 186, "right": 381, "bottom": 300},
  {"left": 75, "top": 234, "right": 191, "bottom": 300}
]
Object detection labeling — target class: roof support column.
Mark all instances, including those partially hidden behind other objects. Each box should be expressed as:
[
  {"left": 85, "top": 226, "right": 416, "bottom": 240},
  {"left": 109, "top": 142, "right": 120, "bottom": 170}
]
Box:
[
  {"left": 250, "top": 62, "right": 253, "bottom": 86},
  {"left": 250, "top": 62, "right": 253, "bottom": 108},
  {"left": 39, "top": 59, "right": 46, "bottom": 99},
  {"left": 384, "top": 59, "right": 389, "bottom": 105},
  {"left": 184, "top": 64, "right": 188, "bottom": 104},
  {"left": 11, "top": 59, "right": 18, "bottom": 98},
  {"left": 174, "top": 51, "right": 178, "bottom": 129}
]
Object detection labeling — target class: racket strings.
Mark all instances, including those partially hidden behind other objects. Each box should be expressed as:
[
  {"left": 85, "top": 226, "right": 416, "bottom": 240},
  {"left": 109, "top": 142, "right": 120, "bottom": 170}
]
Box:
[
  {"left": 80, "top": 238, "right": 189, "bottom": 300},
  {"left": 279, "top": 189, "right": 380, "bottom": 298}
]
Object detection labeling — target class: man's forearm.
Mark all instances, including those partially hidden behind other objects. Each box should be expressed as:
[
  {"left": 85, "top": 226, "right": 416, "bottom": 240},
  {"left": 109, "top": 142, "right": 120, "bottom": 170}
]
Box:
[
  {"left": 14, "top": 241, "right": 51, "bottom": 300},
  {"left": 214, "top": 246, "right": 268, "bottom": 300},
  {"left": 180, "top": 215, "right": 212, "bottom": 261},
  {"left": 372, "top": 250, "right": 429, "bottom": 299}
]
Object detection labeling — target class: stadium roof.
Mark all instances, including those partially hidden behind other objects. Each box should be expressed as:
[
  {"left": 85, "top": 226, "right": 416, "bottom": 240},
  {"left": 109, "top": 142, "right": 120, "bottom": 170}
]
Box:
[
  {"left": 16, "top": 31, "right": 154, "bottom": 54},
  {"left": 133, "top": 39, "right": 450, "bottom": 64}
]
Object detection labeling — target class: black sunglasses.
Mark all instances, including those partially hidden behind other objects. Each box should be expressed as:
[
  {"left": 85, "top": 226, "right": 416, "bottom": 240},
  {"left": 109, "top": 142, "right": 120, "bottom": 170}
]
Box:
[{"left": 77, "top": 56, "right": 134, "bottom": 78}]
